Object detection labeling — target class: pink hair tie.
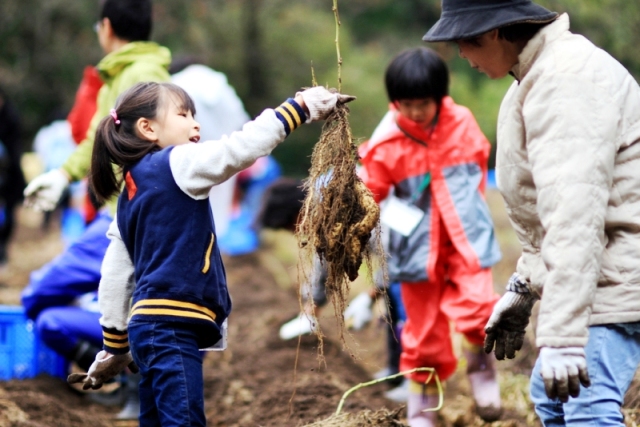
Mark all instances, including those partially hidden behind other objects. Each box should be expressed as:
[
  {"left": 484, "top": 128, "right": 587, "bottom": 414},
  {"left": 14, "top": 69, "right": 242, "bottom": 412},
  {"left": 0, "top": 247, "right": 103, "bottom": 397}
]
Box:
[{"left": 110, "top": 108, "right": 121, "bottom": 125}]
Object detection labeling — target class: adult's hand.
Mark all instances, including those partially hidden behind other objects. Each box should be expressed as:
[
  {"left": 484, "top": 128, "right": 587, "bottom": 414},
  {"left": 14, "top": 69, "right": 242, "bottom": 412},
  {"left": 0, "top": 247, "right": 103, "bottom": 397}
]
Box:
[
  {"left": 484, "top": 274, "right": 537, "bottom": 360},
  {"left": 539, "top": 346, "right": 590, "bottom": 402}
]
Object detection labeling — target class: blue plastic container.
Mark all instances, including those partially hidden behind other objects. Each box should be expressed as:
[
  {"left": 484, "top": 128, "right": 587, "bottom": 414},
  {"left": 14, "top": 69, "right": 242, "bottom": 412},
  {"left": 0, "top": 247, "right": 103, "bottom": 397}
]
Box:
[{"left": 0, "top": 305, "right": 68, "bottom": 380}]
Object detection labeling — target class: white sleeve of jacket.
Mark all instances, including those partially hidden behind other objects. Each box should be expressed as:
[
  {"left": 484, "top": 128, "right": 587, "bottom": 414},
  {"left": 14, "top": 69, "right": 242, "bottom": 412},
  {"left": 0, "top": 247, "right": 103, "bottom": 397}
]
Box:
[
  {"left": 169, "top": 109, "right": 287, "bottom": 199},
  {"left": 98, "top": 215, "right": 135, "bottom": 332},
  {"left": 523, "top": 74, "right": 618, "bottom": 348}
]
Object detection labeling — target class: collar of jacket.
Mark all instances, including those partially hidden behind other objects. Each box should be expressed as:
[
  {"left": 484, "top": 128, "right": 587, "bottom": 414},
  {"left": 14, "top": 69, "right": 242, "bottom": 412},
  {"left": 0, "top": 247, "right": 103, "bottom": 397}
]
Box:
[
  {"left": 97, "top": 41, "right": 172, "bottom": 83},
  {"left": 511, "top": 13, "right": 570, "bottom": 82},
  {"left": 394, "top": 96, "right": 455, "bottom": 145}
]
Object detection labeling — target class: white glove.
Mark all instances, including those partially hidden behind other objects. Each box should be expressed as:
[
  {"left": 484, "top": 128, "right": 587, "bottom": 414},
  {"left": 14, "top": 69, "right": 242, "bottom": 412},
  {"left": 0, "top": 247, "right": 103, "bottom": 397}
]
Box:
[
  {"left": 23, "top": 169, "right": 69, "bottom": 212},
  {"left": 539, "top": 347, "right": 590, "bottom": 402},
  {"left": 296, "top": 86, "right": 356, "bottom": 122},
  {"left": 67, "top": 350, "right": 138, "bottom": 390},
  {"left": 344, "top": 292, "right": 373, "bottom": 330}
]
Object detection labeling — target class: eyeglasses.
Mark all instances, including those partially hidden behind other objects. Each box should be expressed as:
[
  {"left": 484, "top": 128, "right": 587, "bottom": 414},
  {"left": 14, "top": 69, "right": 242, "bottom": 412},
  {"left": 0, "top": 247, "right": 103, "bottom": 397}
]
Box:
[{"left": 93, "top": 21, "right": 101, "bottom": 33}]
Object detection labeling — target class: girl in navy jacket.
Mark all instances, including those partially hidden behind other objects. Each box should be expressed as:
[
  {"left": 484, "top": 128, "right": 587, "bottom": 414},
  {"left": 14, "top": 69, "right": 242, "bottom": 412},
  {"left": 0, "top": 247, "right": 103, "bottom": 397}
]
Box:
[{"left": 69, "top": 81, "right": 352, "bottom": 426}]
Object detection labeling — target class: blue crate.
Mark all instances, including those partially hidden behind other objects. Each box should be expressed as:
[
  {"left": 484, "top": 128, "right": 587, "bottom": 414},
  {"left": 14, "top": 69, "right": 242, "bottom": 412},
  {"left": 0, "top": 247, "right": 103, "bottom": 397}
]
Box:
[{"left": 0, "top": 305, "right": 68, "bottom": 380}]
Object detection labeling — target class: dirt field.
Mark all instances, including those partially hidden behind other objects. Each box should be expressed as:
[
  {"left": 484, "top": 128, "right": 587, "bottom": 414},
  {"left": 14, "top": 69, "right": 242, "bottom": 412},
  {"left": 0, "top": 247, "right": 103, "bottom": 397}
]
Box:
[{"left": 0, "top": 192, "right": 639, "bottom": 427}]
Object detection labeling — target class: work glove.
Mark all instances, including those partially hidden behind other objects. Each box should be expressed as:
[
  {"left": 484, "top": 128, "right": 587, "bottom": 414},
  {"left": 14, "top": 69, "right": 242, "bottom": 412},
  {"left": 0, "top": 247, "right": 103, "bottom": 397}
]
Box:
[
  {"left": 24, "top": 169, "right": 69, "bottom": 212},
  {"left": 539, "top": 346, "right": 590, "bottom": 402},
  {"left": 67, "top": 350, "right": 139, "bottom": 390},
  {"left": 297, "top": 86, "right": 356, "bottom": 122},
  {"left": 484, "top": 273, "right": 537, "bottom": 360},
  {"left": 344, "top": 292, "right": 373, "bottom": 330}
]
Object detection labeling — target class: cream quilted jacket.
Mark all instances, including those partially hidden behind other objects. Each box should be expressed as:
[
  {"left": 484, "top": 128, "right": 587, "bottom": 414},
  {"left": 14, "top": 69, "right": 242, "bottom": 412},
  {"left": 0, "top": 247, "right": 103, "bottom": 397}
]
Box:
[{"left": 496, "top": 14, "right": 640, "bottom": 348}]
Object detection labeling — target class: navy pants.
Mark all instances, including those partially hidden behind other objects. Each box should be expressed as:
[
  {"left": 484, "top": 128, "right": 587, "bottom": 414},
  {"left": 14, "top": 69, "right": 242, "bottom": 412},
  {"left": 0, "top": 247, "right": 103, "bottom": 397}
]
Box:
[{"left": 129, "top": 320, "right": 206, "bottom": 427}]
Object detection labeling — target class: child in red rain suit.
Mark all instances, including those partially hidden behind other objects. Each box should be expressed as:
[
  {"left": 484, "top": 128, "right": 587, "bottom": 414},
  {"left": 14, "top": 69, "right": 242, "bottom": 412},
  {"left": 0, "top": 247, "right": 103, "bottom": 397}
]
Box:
[{"left": 359, "top": 47, "right": 502, "bottom": 426}]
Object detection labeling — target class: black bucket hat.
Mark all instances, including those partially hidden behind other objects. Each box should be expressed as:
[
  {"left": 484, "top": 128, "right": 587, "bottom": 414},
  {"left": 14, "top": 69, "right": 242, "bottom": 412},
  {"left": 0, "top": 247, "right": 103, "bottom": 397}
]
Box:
[{"left": 423, "top": 0, "right": 558, "bottom": 42}]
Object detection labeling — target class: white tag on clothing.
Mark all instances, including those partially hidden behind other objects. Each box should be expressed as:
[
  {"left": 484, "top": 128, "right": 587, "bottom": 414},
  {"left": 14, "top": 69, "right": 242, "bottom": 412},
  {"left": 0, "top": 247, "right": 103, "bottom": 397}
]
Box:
[
  {"left": 380, "top": 195, "right": 424, "bottom": 237},
  {"left": 201, "top": 319, "right": 228, "bottom": 351}
]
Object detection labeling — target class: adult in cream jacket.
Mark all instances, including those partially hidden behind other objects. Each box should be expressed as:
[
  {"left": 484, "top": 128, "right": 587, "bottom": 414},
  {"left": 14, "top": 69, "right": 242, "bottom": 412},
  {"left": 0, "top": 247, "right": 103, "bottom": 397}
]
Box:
[{"left": 424, "top": 1, "right": 640, "bottom": 425}]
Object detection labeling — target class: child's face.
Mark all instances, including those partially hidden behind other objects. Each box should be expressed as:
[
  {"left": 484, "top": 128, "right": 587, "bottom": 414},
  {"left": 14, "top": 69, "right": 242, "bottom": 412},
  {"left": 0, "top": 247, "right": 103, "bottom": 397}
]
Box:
[
  {"left": 151, "top": 95, "right": 201, "bottom": 149},
  {"left": 395, "top": 98, "right": 438, "bottom": 127}
]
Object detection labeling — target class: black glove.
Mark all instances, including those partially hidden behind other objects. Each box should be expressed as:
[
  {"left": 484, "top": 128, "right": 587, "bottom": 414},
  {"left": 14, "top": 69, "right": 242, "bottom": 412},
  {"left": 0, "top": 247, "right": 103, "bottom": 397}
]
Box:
[
  {"left": 484, "top": 273, "right": 537, "bottom": 360},
  {"left": 67, "top": 350, "right": 138, "bottom": 390}
]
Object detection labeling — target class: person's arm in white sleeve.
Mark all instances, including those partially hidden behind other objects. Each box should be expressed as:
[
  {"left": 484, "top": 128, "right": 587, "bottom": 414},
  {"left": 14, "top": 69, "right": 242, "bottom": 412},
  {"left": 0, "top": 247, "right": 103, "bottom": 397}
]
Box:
[
  {"left": 170, "top": 105, "right": 294, "bottom": 199},
  {"left": 170, "top": 87, "right": 355, "bottom": 199}
]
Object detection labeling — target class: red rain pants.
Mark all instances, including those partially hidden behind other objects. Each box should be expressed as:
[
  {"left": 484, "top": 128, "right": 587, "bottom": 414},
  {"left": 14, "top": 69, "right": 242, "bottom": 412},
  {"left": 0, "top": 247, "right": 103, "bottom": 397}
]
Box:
[{"left": 399, "top": 239, "right": 499, "bottom": 384}]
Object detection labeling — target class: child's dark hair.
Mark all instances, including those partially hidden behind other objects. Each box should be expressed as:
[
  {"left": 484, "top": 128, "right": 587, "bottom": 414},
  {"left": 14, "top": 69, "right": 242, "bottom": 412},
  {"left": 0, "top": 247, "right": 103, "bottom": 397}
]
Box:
[
  {"left": 257, "top": 178, "right": 307, "bottom": 230},
  {"left": 101, "top": 0, "right": 153, "bottom": 42},
  {"left": 385, "top": 47, "right": 449, "bottom": 104},
  {"left": 90, "top": 82, "right": 196, "bottom": 204}
]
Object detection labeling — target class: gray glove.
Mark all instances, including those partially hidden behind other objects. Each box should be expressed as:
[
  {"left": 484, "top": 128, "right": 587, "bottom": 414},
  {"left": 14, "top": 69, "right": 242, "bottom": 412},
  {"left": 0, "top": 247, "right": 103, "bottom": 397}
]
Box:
[
  {"left": 484, "top": 273, "right": 537, "bottom": 360},
  {"left": 67, "top": 350, "right": 138, "bottom": 390},
  {"left": 539, "top": 346, "right": 590, "bottom": 402}
]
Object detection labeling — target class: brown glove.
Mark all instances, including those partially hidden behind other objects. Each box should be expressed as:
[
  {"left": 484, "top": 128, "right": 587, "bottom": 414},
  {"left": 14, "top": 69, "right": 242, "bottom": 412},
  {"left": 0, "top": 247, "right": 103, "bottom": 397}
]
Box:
[{"left": 67, "top": 350, "right": 138, "bottom": 390}]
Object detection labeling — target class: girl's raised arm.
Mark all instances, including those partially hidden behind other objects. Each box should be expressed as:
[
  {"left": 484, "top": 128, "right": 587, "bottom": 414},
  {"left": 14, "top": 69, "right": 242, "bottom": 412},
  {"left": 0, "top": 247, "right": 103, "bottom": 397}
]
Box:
[{"left": 170, "top": 87, "right": 354, "bottom": 199}]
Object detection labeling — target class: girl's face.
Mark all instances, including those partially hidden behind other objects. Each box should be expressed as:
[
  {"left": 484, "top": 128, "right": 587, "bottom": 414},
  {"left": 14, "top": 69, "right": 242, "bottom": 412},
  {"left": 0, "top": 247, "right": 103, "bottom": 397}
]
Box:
[
  {"left": 395, "top": 98, "right": 438, "bottom": 127},
  {"left": 149, "top": 94, "right": 201, "bottom": 149},
  {"left": 456, "top": 30, "right": 518, "bottom": 79}
]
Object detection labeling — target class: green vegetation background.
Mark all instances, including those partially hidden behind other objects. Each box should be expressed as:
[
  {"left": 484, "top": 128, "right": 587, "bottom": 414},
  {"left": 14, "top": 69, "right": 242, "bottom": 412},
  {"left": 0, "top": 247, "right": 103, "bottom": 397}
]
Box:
[{"left": 1, "top": 0, "right": 638, "bottom": 176}]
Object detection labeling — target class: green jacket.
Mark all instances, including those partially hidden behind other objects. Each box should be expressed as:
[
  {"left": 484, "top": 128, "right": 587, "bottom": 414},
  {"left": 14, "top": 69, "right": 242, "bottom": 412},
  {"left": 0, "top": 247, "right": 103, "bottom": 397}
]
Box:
[{"left": 61, "top": 41, "right": 171, "bottom": 214}]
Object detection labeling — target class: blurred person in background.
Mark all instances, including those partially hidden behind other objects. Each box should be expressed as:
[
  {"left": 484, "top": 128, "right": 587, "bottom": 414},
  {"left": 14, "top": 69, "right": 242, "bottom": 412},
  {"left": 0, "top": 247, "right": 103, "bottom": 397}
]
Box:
[
  {"left": 66, "top": 64, "right": 104, "bottom": 225},
  {"left": 0, "top": 87, "right": 27, "bottom": 270},
  {"left": 219, "top": 155, "right": 281, "bottom": 256},
  {"left": 32, "top": 110, "right": 86, "bottom": 243}
]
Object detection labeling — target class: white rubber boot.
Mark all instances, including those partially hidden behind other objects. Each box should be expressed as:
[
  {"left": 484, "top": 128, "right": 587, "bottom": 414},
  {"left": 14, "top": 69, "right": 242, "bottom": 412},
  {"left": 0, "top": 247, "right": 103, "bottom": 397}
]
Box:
[
  {"left": 406, "top": 380, "right": 439, "bottom": 427},
  {"left": 463, "top": 342, "right": 502, "bottom": 422}
]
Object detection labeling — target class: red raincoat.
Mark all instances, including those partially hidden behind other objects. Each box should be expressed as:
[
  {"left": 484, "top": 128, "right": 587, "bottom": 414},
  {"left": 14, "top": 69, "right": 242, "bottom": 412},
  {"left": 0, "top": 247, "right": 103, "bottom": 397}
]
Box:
[{"left": 359, "top": 96, "right": 500, "bottom": 382}]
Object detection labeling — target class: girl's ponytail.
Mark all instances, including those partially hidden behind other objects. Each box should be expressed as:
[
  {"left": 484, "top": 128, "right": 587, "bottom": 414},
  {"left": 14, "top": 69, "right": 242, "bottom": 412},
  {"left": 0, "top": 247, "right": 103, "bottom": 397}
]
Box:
[{"left": 90, "top": 114, "right": 121, "bottom": 204}]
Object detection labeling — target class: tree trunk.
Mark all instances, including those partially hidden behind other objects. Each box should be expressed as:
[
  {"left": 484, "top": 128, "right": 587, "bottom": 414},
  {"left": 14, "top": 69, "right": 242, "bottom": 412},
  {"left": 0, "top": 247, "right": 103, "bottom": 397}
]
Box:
[{"left": 243, "top": 0, "right": 269, "bottom": 115}]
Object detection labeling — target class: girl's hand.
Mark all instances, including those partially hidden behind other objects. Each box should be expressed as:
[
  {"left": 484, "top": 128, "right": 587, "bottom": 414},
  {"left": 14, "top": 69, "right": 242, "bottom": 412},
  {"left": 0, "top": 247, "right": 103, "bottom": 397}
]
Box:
[
  {"left": 296, "top": 86, "right": 356, "bottom": 122},
  {"left": 67, "top": 350, "right": 139, "bottom": 390}
]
